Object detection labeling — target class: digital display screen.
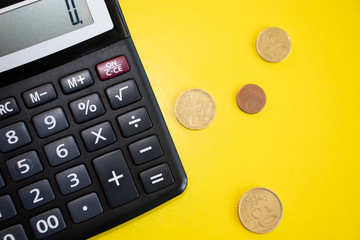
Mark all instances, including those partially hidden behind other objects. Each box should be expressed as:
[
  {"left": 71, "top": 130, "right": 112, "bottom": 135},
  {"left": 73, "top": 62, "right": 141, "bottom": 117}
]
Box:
[{"left": 0, "top": 0, "right": 114, "bottom": 72}]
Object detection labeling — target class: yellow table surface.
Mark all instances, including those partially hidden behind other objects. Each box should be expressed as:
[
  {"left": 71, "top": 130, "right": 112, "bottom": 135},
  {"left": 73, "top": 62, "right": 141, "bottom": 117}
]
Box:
[{"left": 92, "top": 0, "right": 360, "bottom": 239}]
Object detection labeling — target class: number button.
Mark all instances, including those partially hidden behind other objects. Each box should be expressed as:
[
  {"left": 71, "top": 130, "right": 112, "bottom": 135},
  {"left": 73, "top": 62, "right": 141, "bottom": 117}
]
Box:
[
  {"left": 69, "top": 94, "right": 105, "bottom": 124},
  {"left": 0, "top": 195, "right": 17, "bottom": 223},
  {"left": 44, "top": 136, "right": 80, "bottom": 166},
  {"left": 56, "top": 165, "right": 92, "bottom": 195},
  {"left": 32, "top": 108, "right": 69, "bottom": 138},
  {"left": 106, "top": 80, "right": 141, "bottom": 109},
  {"left": 0, "top": 225, "right": 28, "bottom": 240},
  {"left": 6, "top": 151, "right": 43, "bottom": 182},
  {"left": 0, "top": 122, "right": 31, "bottom": 153},
  {"left": 18, "top": 179, "right": 55, "bottom": 210},
  {"left": 81, "top": 122, "right": 116, "bottom": 152},
  {"left": 30, "top": 208, "right": 66, "bottom": 239},
  {"left": 67, "top": 193, "right": 103, "bottom": 223}
]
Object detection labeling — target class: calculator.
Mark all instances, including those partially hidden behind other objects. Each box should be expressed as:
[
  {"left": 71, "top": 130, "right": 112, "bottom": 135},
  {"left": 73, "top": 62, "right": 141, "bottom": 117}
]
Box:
[{"left": 0, "top": 1, "right": 187, "bottom": 239}]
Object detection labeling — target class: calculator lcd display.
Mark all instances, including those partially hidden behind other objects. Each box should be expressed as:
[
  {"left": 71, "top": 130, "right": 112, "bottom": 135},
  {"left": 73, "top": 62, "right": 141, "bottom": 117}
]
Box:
[{"left": 0, "top": 0, "right": 114, "bottom": 73}]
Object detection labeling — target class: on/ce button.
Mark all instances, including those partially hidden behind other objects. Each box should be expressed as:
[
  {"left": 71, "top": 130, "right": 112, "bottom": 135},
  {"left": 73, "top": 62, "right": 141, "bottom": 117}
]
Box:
[
  {"left": 96, "top": 56, "right": 130, "bottom": 81},
  {"left": 0, "top": 98, "right": 19, "bottom": 121}
]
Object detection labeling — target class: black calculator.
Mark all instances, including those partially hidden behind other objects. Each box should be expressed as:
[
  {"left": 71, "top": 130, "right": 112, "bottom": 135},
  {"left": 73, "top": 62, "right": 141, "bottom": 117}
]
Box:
[{"left": 0, "top": 1, "right": 187, "bottom": 239}]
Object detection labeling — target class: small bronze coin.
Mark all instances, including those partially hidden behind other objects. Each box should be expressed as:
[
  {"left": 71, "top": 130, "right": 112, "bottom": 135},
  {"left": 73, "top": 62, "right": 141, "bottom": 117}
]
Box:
[
  {"left": 236, "top": 84, "right": 266, "bottom": 114},
  {"left": 175, "top": 89, "right": 216, "bottom": 130},
  {"left": 238, "top": 188, "right": 283, "bottom": 234},
  {"left": 256, "top": 27, "right": 292, "bottom": 63}
]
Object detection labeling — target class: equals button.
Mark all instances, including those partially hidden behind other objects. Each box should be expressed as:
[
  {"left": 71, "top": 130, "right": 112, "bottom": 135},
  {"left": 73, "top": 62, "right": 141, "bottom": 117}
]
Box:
[{"left": 140, "top": 164, "right": 174, "bottom": 193}]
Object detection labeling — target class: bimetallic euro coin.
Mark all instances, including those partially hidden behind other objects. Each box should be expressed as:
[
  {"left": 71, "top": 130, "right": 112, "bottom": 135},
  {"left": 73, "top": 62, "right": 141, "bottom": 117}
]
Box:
[
  {"left": 236, "top": 84, "right": 266, "bottom": 114},
  {"left": 256, "top": 27, "right": 292, "bottom": 63},
  {"left": 238, "top": 188, "right": 283, "bottom": 234},
  {"left": 175, "top": 89, "right": 216, "bottom": 130}
]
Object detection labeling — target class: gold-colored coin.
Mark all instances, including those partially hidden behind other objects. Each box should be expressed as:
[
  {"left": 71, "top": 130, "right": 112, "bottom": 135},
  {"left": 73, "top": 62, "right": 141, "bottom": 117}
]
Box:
[
  {"left": 238, "top": 188, "right": 283, "bottom": 234},
  {"left": 256, "top": 27, "right": 292, "bottom": 63},
  {"left": 175, "top": 89, "right": 216, "bottom": 130}
]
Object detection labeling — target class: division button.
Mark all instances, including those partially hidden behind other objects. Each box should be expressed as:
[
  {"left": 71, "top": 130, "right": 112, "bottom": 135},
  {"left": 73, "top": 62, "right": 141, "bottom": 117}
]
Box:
[
  {"left": 0, "top": 224, "right": 28, "bottom": 240},
  {"left": 140, "top": 164, "right": 174, "bottom": 193},
  {"left": 93, "top": 150, "right": 139, "bottom": 208},
  {"left": 117, "top": 107, "right": 152, "bottom": 137},
  {"left": 67, "top": 193, "right": 103, "bottom": 224},
  {"left": 128, "top": 135, "right": 163, "bottom": 165}
]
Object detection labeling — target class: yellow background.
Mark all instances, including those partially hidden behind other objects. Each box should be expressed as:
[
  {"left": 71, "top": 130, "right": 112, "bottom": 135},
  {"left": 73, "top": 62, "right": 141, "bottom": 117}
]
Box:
[{"left": 93, "top": 0, "right": 360, "bottom": 239}]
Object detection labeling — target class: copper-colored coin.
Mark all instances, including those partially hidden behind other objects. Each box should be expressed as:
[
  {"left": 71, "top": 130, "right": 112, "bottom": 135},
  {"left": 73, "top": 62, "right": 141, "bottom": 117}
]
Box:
[
  {"left": 238, "top": 188, "right": 283, "bottom": 234},
  {"left": 175, "top": 89, "right": 216, "bottom": 130},
  {"left": 236, "top": 84, "right": 266, "bottom": 114},
  {"left": 256, "top": 27, "right": 292, "bottom": 63}
]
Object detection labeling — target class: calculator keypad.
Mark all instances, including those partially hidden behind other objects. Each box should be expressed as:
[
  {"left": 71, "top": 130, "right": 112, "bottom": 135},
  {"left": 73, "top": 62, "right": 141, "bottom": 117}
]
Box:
[{"left": 0, "top": 51, "right": 186, "bottom": 240}]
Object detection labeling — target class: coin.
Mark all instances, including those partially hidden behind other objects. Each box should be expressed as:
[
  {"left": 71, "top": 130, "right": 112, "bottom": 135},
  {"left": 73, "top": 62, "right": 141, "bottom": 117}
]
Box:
[
  {"left": 256, "top": 27, "right": 292, "bottom": 63},
  {"left": 238, "top": 188, "right": 283, "bottom": 234},
  {"left": 175, "top": 89, "right": 216, "bottom": 130},
  {"left": 236, "top": 84, "right": 266, "bottom": 114}
]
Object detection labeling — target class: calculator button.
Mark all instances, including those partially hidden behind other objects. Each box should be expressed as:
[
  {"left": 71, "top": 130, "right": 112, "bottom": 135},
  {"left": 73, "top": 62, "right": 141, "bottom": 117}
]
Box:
[
  {"left": 30, "top": 208, "right": 66, "bottom": 240},
  {"left": 93, "top": 150, "right": 139, "bottom": 208},
  {"left": 60, "top": 69, "right": 94, "bottom": 94},
  {"left": 117, "top": 107, "right": 153, "bottom": 137},
  {"left": 0, "top": 122, "right": 32, "bottom": 153},
  {"left": 129, "top": 135, "right": 163, "bottom": 165},
  {"left": 67, "top": 193, "right": 103, "bottom": 224},
  {"left": 140, "top": 164, "right": 175, "bottom": 194},
  {"left": 44, "top": 136, "right": 80, "bottom": 167},
  {"left": 33, "top": 107, "right": 69, "bottom": 138},
  {"left": 106, "top": 80, "right": 141, "bottom": 109},
  {"left": 18, "top": 179, "right": 55, "bottom": 210},
  {"left": 56, "top": 164, "right": 92, "bottom": 195},
  {"left": 0, "top": 97, "right": 20, "bottom": 121},
  {"left": 0, "top": 172, "right": 5, "bottom": 188},
  {"left": 6, "top": 151, "right": 43, "bottom": 182},
  {"left": 23, "top": 83, "right": 57, "bottom": 109},
  {"left": 81, "top": 122, "right": 116, "bottom": 152},
  {"left": 96, "top": 56, "right": 130, "bottom": 81},
  {"left": 69, "top": 93, "right": 106, "bottom": 123},
  {"left": 0, "top": 224, "right": 28, "bottom": 240},
  {"left": 0, "top": 195, "right": 17, "bottom": 223}
]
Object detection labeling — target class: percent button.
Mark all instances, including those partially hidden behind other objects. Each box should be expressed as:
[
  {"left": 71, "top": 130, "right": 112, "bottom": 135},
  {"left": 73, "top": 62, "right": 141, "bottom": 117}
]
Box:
[{"left": 70, "top": 93, "right": 106, "bottom": 123}]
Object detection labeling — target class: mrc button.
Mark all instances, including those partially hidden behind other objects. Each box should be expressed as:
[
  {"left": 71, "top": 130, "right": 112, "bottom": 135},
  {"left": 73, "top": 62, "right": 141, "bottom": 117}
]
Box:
[
  {"left": 96, "top": 56, "right": 130, "bottom": 80},
  {"left": 0, "top": 98, "right": 19, "bottom": 121}
]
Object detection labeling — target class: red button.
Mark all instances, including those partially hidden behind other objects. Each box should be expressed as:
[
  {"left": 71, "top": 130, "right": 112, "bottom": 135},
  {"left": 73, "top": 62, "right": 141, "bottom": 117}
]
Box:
[{"left": 96, "top": 56, "right": 130, "bottom": 80}]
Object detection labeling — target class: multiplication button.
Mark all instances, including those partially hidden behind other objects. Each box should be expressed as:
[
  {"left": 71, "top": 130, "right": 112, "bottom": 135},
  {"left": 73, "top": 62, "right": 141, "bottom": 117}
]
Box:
[
  {"left": 81, "top": 122, "right": 116, "bottom": 152},
  {"left": 93, "top": 150, "right": 139, "bottom": 208}
]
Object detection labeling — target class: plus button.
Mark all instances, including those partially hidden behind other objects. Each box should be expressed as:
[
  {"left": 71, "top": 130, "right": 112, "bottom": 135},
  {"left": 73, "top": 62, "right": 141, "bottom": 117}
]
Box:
[{"left": 108, "top": 170, "right": 124, "bottom": 186}]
